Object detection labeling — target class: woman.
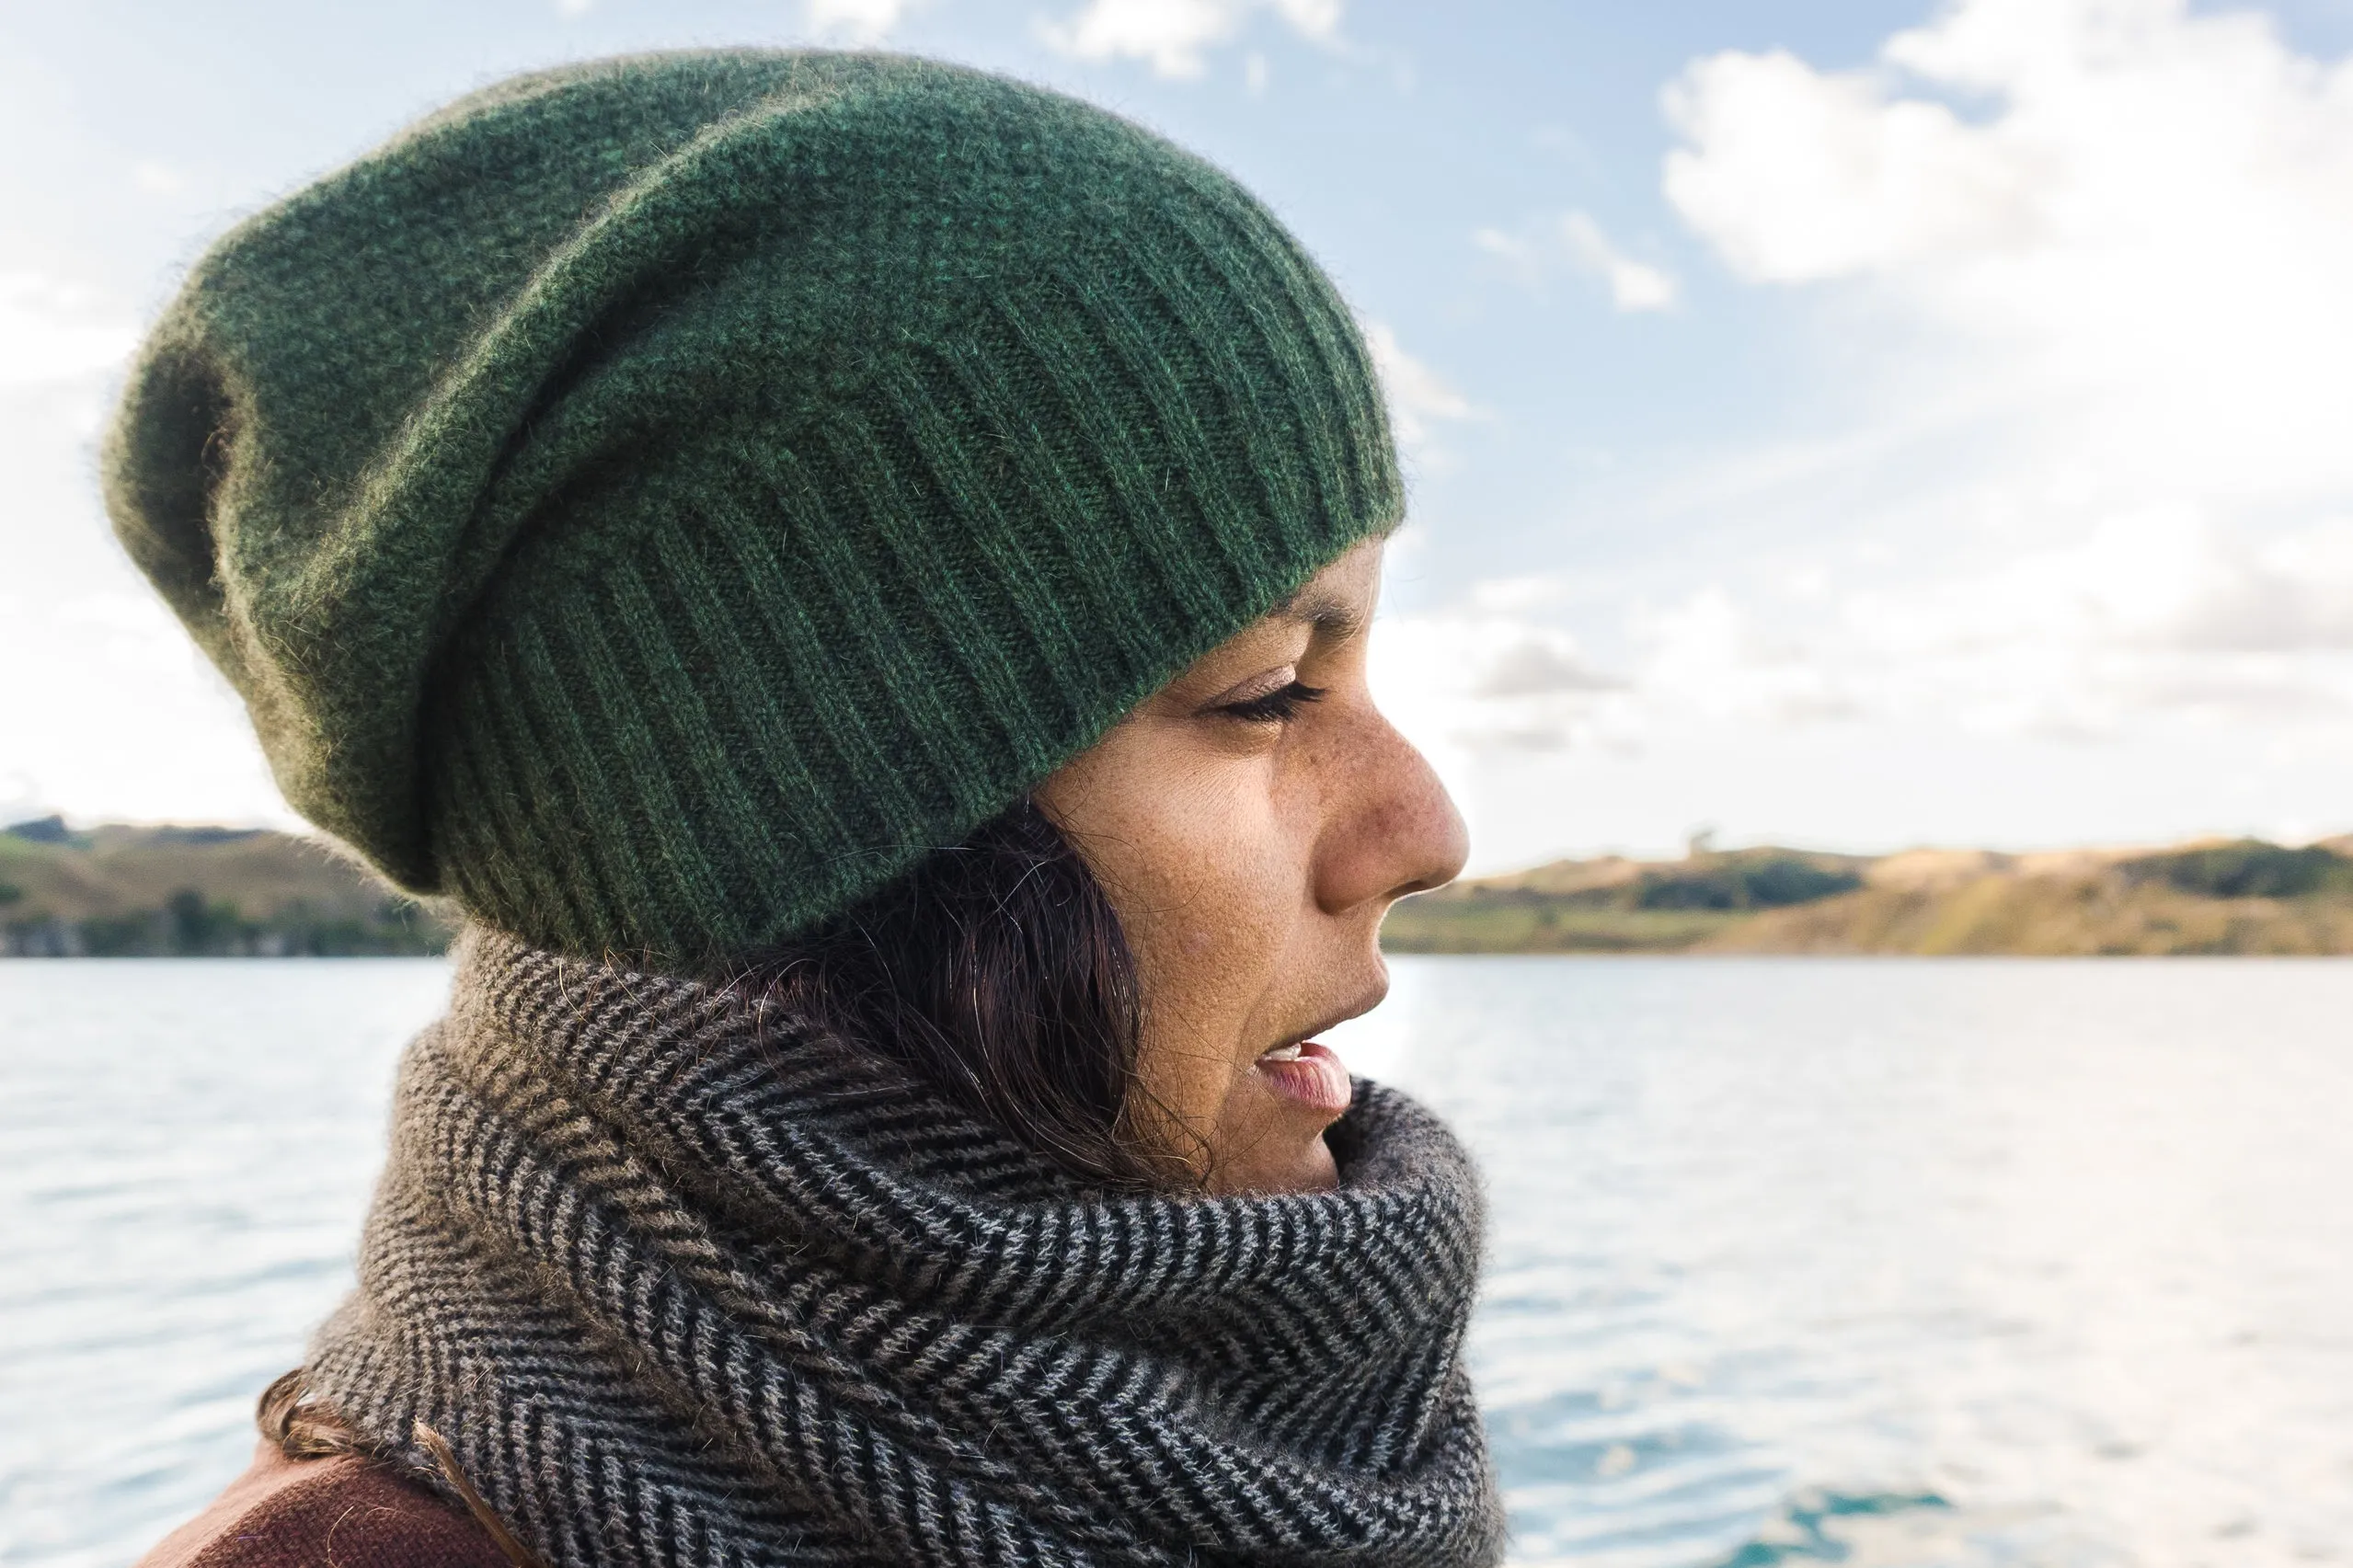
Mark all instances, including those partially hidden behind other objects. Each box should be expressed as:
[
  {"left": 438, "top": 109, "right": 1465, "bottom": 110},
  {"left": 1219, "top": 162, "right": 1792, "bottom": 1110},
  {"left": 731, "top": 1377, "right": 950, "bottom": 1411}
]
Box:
[{"left": 115, "top": 50, "right": 1498, "bottom": 1568}]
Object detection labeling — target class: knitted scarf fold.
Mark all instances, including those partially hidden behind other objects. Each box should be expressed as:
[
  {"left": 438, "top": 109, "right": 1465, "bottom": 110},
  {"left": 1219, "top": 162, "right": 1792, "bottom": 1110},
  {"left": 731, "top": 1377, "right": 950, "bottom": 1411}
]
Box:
[{"left": 303, "top": 931, "right": 1503, "bottom": 1568}]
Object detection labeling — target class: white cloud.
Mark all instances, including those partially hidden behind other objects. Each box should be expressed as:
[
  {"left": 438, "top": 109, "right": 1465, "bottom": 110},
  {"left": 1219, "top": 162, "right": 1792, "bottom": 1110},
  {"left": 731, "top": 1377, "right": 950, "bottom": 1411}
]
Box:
[
  {"left": 1475, "top": 210, "right": 1678, "bottom": 312},
  {"left": 1470, "top": 228, "right": 1542, "bottom": 287},
  {"left": 1039, "top": 0, "right": 1340, "bottom": 80},
  {"left": 1599, "top": 0, "right": 2353, "bottom": 785},
  {"left": 1272, "top": 0, "right": 1339, "bottom": 37},
  {"left": 804, "top": 0, "right": 909, "bottom": 43},
  {"left": 0, "top": 375, "right": 294, "bottom": 829},
  {"left": 1557, "top": 212, "right": 1679, "bottom": 312},
  {"left": 1383, "top": 511, "right": 2353, "bottom": 774},
  {"left": 1820, "top": 512, "right": 2353, "bottom": 733},
  {"left": 1663, "top": 49, "right": 2035, "bottom": 284},
  {"left": 1370, "top": 601, "right": 1629, "bottom": 813},
  {"left": 1372, "top": 510, "right": 2353, "bottom": 866},
  {"left": 1662, "top": 0, "right": 2353, "bottom": 506},
  {"left": 131, "top": 160, "right": 186, "bottom": 196},
  {"left": 1359, "top": 319, "right": 1477, "bottom": 465},
  {"left": 0, "top": 274, "right": 137, "bottom": 390}
]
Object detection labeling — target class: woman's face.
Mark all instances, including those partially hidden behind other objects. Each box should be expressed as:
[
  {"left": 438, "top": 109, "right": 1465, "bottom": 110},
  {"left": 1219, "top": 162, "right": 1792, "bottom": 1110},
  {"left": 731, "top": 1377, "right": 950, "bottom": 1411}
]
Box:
[{"left": 1035, "top": 538, "right": 1467, "bottom": 1195}]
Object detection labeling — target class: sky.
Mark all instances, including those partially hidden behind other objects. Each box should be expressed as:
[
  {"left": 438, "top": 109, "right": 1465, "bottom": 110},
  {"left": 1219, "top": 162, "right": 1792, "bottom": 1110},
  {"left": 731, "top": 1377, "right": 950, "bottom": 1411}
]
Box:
[{"left": 6, "top": 0, "right": 2353, "bottom": 873}]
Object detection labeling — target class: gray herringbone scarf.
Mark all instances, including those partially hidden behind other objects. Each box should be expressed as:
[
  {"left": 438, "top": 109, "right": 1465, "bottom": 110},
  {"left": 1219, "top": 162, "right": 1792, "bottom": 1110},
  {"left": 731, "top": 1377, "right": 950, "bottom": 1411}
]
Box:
[{"left": 303, "top": 931, "right": 1503, "bottom": 1568}]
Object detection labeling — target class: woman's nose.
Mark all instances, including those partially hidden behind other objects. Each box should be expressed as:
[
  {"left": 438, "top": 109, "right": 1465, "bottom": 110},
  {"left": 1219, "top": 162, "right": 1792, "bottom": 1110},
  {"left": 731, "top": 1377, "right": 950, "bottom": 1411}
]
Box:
[{"left": 1314, "top": 709, "right": 1470, "bottom": 917}]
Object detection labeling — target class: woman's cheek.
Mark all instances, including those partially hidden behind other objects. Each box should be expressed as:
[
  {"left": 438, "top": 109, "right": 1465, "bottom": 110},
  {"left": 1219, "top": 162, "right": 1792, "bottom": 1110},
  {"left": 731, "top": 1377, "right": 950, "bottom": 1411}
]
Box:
[{"left": 1148, "top": 773, "right": 1297, "bottom": 1037}]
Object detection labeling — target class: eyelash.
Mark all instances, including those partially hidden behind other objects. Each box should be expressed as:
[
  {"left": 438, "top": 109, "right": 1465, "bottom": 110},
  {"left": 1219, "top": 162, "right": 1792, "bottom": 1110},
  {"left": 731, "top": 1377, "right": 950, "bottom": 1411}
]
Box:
[{"left": 1219, "top": 681, "right": 1327, "bottom": 723}]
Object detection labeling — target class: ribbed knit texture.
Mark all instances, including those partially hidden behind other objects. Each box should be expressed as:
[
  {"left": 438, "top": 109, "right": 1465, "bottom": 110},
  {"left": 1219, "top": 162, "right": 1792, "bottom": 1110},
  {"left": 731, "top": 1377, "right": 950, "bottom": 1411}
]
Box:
[
  {"left": 303, "top": 930, "right": 1502, "bottom": 1568},
  {"left": 104, "top": 52, "right": 1402, "bottom": 967}
]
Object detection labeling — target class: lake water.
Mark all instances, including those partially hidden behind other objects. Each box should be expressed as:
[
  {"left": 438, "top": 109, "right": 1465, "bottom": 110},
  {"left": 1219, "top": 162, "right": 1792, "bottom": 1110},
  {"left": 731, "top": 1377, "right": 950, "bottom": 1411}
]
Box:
[{"left": 3, "top": 957, "right": 2348, "bottom": 1567}]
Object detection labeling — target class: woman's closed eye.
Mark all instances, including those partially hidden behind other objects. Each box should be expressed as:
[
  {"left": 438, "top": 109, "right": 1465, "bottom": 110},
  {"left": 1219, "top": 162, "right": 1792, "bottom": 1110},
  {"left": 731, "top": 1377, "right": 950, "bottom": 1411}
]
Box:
[{"left": 1218, "top": 681, "right": 1326, "bottom": 724}]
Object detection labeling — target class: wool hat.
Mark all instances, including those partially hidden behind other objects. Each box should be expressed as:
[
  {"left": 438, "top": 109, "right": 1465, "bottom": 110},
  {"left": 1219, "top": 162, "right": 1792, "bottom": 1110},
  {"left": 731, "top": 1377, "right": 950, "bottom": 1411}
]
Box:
[{"left": 105, "top": 51, "right": 1401, "bottom": 968}]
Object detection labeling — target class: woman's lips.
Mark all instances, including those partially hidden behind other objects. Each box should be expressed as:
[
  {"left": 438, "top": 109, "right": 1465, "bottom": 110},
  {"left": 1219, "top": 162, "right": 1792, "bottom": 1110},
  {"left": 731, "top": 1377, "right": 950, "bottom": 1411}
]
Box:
[{"left": 1255, "top": 1039, "right": 1352, "bottom": 1115}]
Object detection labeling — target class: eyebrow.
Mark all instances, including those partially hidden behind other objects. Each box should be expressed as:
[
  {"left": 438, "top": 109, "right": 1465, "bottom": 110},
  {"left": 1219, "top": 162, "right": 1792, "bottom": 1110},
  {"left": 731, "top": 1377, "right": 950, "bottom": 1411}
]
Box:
[{"left": 1269, "top": 584, "right": 1367, "bottom": 638}]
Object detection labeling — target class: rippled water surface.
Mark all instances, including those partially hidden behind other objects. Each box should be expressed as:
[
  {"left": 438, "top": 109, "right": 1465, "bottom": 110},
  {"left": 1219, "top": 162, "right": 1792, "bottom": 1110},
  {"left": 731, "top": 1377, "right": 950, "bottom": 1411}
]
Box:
[{"left": 4, "top": 957, "right": 2349, "bottom": 1566}]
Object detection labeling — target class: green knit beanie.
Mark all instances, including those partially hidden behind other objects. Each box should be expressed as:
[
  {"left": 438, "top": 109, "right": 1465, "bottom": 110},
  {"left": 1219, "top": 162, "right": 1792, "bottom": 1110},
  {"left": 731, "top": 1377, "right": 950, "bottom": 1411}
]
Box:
[{"left": 104, "top": 50, "right": 1400, "bottom": 968}]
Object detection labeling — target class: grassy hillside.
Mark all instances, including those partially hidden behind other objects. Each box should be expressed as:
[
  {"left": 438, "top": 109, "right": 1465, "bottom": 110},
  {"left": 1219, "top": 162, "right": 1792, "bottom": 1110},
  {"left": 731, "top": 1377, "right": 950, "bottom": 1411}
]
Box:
[
  {"left": 12, "top": 815, "right": 2350, "bottom": 959},
  {"left": 1384, "top": 839, "right": 2353, "bottom": 956},
  {"left": 0, "top": 817, "right": 451, "bottom": 956}
]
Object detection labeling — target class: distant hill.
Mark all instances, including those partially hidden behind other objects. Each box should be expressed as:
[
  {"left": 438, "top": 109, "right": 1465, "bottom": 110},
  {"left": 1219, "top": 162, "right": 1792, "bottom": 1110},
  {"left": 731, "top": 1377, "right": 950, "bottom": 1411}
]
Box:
[
  {"left": 0, "top": 817, "right": 451, "bottom": 957},
  {"left": 1383, "top": 838, "right": 2353, "bottom": 956},
  {"left": 12, "top": 816, "right": 2351, "bottom": 959}
]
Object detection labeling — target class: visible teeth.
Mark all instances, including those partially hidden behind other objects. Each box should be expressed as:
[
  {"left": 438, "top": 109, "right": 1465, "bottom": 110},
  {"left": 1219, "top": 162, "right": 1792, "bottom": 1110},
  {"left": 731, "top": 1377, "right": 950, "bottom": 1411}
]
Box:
[{"left": 1261, "top": 1043, "right": 1303, "bottom": 1062}]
